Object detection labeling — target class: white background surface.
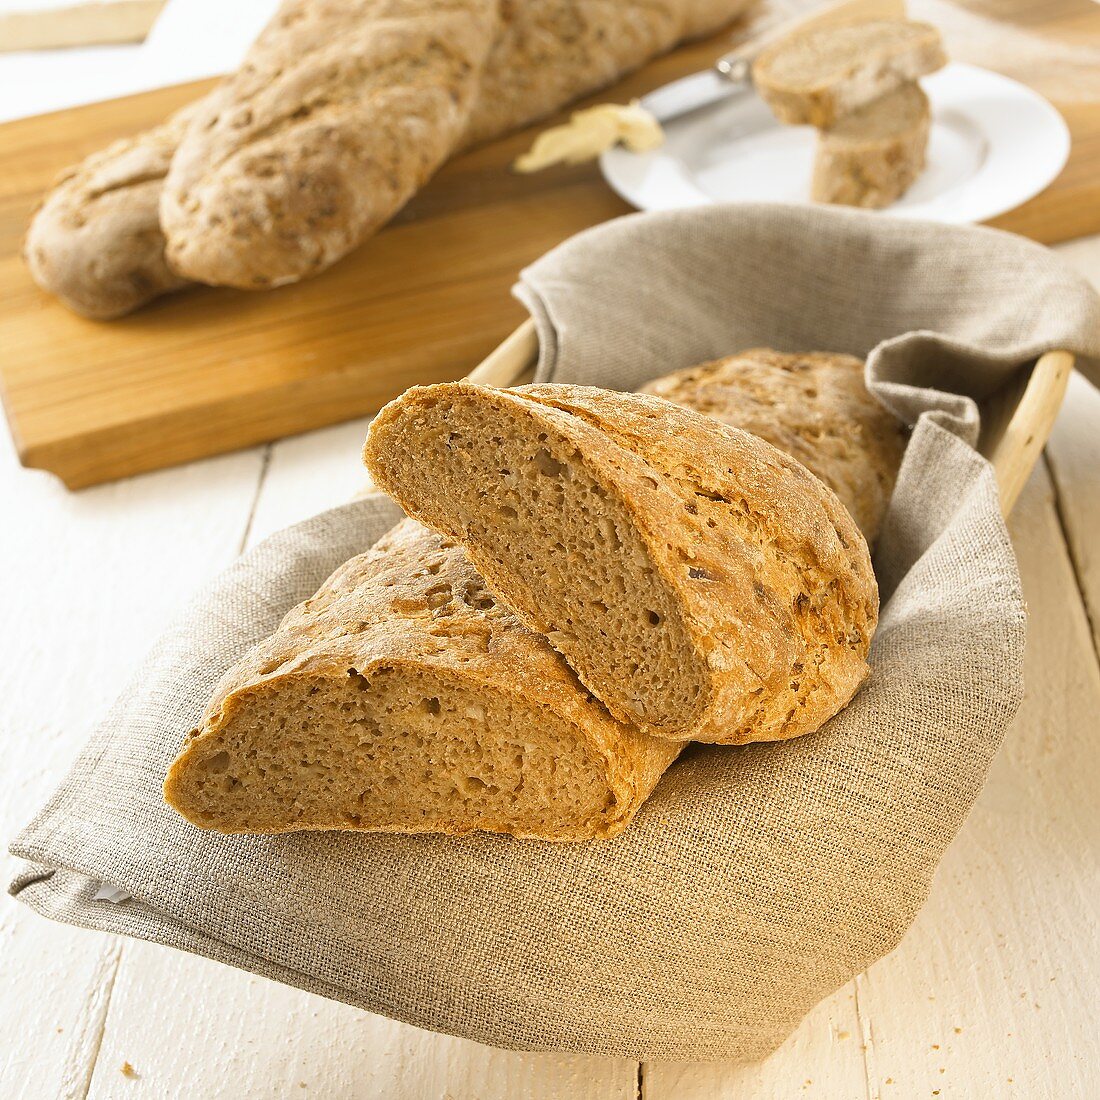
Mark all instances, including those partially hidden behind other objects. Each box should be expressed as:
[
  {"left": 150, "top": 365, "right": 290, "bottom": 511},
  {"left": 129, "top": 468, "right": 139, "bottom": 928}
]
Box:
[
  {"left": 2, "top": 5, "right": 1100, "bottom": 1098},
  {"left": 0, "top": 0, "right": 275, "bottom": 121}
]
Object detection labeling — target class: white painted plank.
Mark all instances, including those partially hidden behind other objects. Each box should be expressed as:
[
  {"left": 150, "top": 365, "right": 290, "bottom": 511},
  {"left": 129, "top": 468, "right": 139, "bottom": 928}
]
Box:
[
  {"left": 87, "top": 418, "right": 640, "bottom": 1100},
  {"left": 1045, "top": 377, "right": 1100, "bottom": 666},
  {"left": 90, "top": 940, "right": 637, "bottom": 1100},
  {"left": 642, "top": 988, "right": 868, "bottom": 1099},
  {"left": 1047, "top": 239, "right": 1100, "bottom": 653},
  {"left": 246, "top": 416, "right": 376, "bottom": 547},
  {"left": 646, "top": 466, "right": 1100, "bottom": 1098},
  {"left": 0, "top": 430, "right": 266, "bottom": 1099}
]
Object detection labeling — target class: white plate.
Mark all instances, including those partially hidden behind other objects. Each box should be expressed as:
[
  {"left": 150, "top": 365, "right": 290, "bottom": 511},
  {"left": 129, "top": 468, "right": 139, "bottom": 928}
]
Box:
[{"left": 600, "top": 63, "right": 1070, "bottom": 224}]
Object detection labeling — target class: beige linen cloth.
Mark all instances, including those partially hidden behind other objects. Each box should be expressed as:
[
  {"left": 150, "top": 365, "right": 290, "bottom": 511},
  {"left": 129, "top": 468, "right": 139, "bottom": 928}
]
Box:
[{"left": 10, "top": 205, "right": 1100, "bottom": 1062}]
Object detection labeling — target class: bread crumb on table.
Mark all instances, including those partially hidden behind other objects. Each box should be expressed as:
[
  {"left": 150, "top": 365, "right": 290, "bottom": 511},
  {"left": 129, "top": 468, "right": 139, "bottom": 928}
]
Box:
[{"left": 120, "top": 1062, "right": 138, "bottom": 1079}]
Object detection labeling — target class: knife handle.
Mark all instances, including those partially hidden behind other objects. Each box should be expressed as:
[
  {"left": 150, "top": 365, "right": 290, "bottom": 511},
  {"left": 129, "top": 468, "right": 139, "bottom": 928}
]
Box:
[{"left": 713, "top": 0, "right": 909, "bottom": 83}]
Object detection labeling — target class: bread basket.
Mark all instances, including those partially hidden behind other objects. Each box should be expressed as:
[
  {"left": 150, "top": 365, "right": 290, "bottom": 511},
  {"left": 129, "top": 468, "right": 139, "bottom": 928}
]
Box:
[
  {"left": 466, "top": 317, "right": 1072, "bottom": 517},
  {"left": 11, "top": 204, "right": 1100, "bottom": 1064}
]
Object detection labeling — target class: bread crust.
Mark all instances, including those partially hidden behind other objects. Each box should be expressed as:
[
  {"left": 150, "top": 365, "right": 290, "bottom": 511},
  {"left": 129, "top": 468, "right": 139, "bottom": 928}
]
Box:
[
  {"left": 753, "top": 19, "right": 945, "bottom": 128},
  {"left": 459, "top": 0, "right": 747, "bottom": 148},
  {"left": 640, "top": 349, "right": 907, "bottom": 543},
  {"left": 160, "top": 0, "right": 499, "bottom": 289},
  {"left": 365, "top": 382, "right": 879, "bottom": 745},
  {"left": 23, "top": 101, "right": 199, "bottom": 318},
  {"left": 165, "top": 519, "right": 679, "bottom": 840}
]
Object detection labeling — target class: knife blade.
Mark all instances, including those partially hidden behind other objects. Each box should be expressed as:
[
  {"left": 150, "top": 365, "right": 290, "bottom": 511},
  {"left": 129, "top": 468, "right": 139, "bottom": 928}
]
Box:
[{"left": 640, "top": 58, "right": 753, "bottom": 124}]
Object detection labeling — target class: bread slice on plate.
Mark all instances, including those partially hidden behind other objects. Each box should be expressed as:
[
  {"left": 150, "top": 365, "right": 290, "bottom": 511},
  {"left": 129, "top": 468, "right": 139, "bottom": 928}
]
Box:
[
  {"left": 165, "top": 519, "right": 679, "bottom": 841},
  {"left": 811, "top": 83, "right": 931, "bottom": 208},
  {"left": 640, "top": 349, "right": 907, "bottom": 544},
  {"left": 753, "top": 19, "right": 945, "bottom": 128},
  {"left": 364, "top": 383, "right": 878, "bottom": 746}
]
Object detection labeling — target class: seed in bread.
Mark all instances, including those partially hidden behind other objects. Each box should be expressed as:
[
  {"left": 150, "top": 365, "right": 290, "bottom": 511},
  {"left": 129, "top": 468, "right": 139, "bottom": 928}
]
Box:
[
  {"left": 753, "top": 19, "right": 946, "bottom": 128},
  {"left": 364, "top": 382, "right": 878, "bottom": 746},
  {"left": 640, "top": 349, "right": 907, "bottom": 544},
  {"left": 164, "top": 519, "right": 679, "bottom": 840},
  {"left": 811, "top": 83, "right": 930, "bottom": 209}
]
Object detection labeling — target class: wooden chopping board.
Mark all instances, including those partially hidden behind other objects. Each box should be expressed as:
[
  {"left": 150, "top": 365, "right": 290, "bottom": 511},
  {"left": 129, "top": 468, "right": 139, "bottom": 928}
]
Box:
[{"left": 2, "top": 1, "right": 1099, "bottom": 489}]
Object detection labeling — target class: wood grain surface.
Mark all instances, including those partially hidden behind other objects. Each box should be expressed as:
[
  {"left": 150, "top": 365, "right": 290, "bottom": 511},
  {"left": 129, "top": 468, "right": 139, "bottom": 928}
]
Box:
[{"left": 1, "top": 0, "right": 1098, "bottom": 490}]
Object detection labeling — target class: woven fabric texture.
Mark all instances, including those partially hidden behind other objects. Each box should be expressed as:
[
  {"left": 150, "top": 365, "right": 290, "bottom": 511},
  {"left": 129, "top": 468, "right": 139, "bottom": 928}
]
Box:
[{"left": 11, "top": 204, "right": 1100, "bottom": 1061}]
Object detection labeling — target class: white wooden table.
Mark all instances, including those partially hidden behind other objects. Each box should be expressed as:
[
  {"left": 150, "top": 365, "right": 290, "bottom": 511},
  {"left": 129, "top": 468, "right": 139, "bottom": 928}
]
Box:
[{"left": 3, "top": 12, "right": 1100, "bottom": 1096}]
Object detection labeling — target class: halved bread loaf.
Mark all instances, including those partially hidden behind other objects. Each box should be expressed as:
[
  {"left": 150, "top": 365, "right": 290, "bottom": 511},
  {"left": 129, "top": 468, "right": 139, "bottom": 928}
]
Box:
[
  {"left": 753, "top": 19, "right": 945, "bottom": 128},
  {"left": 811, "top": 83, "right": 930, "bottom": 208},
  {"left": 165, "top": 519, "right": 679, "bottom": 840},
  {"left": 364, "top": 383, "right": 878, "bottom": 745},
  {"left": 640, "top": 349, "right": 907, "bottom": 543}
]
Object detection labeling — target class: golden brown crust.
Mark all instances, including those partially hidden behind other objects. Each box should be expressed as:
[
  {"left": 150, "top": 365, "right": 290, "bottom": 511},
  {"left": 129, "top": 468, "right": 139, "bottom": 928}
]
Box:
[
  {"left": 640, "top": 349, "right": 907, "bottom": 543},
  {"left": 364, "top": 382, "right": 879, "bottom": 745},
  {"left": 160, "top": 0, "right": 499, "bottom": 289},
  {"left": 166, "top": 519, "right": 679, "bottom": 840}
]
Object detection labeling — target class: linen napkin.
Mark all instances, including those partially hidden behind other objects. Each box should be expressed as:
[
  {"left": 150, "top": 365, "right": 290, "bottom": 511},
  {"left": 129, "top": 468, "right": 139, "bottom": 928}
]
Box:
[{"left": 11, "top": 205, "right": 1100, "bottom": 1061}]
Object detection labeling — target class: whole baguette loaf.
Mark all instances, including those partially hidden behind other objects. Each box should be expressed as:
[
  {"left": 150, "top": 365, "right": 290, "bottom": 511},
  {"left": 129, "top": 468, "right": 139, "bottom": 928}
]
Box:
[
  {"left": 640, "top": 349, "right": 907, "bottom": 544},
  {"left": 22, "top": 101, "right": 201, "bottom": 319},
  {"left": 812, "top": 83, "right": 930, "bottom": 208},
  {"left": 160, "top": 0, "right": 499, "bottom": 290},
  {"left": 163, "top": 0, "right": 751, "bottom": 289},
  {"left": 165, "top": 518, "right": 679, "bottom": 840},
  {"left": 364, "top": 383, "right": 878, "bottom": 746},
  {"left": 26, "top": 0, "right": 750, "bottom": 314},
  {"left": 753, "top": 19, "right": 945, "bottom": 128}
]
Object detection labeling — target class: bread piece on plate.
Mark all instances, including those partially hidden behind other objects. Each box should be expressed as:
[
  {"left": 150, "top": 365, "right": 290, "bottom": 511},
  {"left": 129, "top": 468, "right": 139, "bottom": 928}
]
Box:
[
  {"left": 364, "top": 383, "right": 878, "bottom": 746},
  {"left": 640, "top": 349, "right": 907, "bottom": 544},
  {"left": 165, "top": 520, "right": 679, "bottom": 840},
  {"left": 753, "top": 19, "right": 945, "bottom": 128},
  {"left": 23, "top": 100, "right": 200, "bottom": 319},
  {"left": 812, "top": 83, "right": 930, "bottom": 208}
]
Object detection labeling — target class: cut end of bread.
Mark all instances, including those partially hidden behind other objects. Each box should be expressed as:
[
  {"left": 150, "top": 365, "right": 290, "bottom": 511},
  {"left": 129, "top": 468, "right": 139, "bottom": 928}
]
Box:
[
  {"left": 753, "top": 18, "right": 946, "bottom": 128},
  {"left": 165, "top": 520, "right": 678, "bottom": 841},
  {"left": 812, "top": 85, "right": 930, "bottom": 208},
  {"left": 365, "top": 383, "right": 878, "bottom": 746},
  {"left": 166, "top": 662, "right": 643, "bottom": 840},
  {"left": 365, "top": 384, "right": 712, "bottom": 738}
]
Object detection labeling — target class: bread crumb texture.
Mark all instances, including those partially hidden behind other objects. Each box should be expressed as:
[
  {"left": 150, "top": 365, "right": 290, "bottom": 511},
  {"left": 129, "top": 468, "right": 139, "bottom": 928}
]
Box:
[
  {"left": 364, "top": 382, "right": 879, "bottom": 745},
  {"left": 164, "top": 520, "right": 679, "bottom": 840}
]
